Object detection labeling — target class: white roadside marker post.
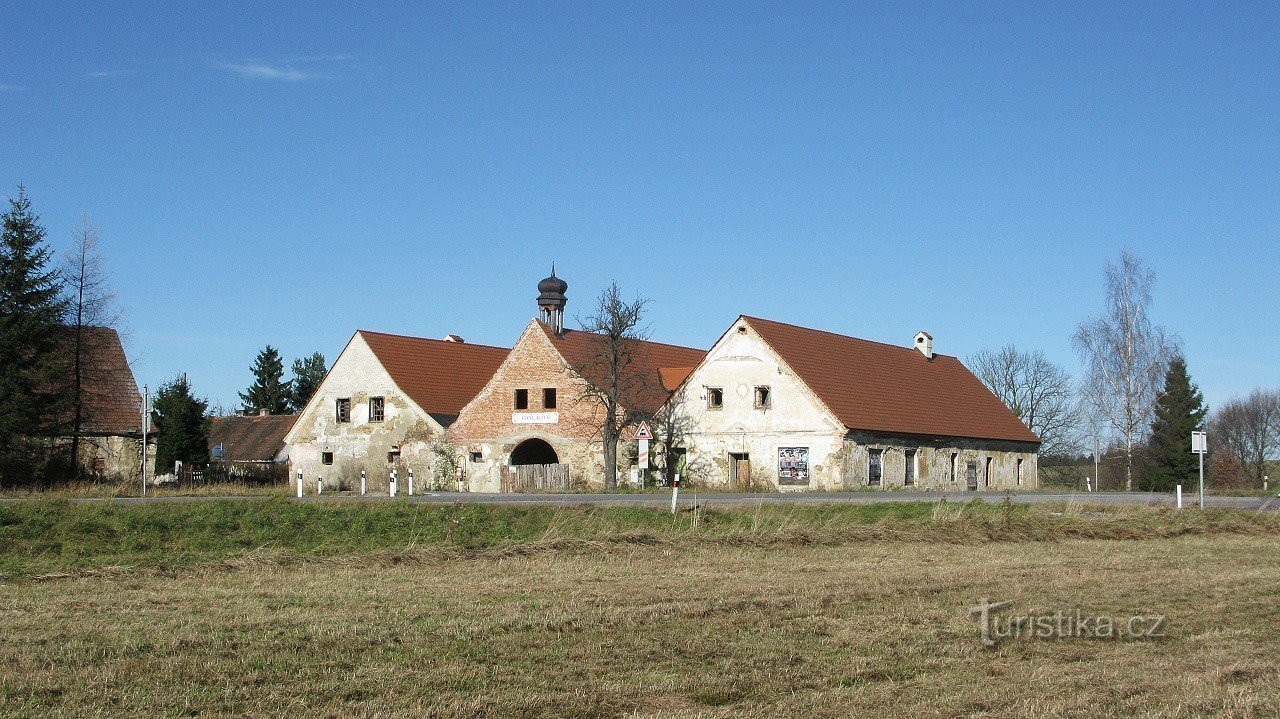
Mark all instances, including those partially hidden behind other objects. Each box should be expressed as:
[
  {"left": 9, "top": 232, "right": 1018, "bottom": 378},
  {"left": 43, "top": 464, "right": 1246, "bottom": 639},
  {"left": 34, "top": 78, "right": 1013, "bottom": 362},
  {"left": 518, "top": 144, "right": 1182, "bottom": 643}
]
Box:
[
  {"left": 671, "top": 473, "right": 680, "bottom": 515},
  {"left": 317, "top": 476, "right": 324, "bottom": 495},
  {"left": 1176, "top": 484, "right": 1182, "bottom": 509},
  {"left": 297, "top": 470, "right": 303, "bottom": 498},
  {"left": 408, "top": 468, "right": 414, "bottom": 497},
  {"left": 1192, "top": 431, "right": 1207, "bottom": 510},
  {"left": 389, "top": 469, "right": 397, "bottom": 498},
  {"left": 361, "top": 470, "right": 366, "bottom": 496}
]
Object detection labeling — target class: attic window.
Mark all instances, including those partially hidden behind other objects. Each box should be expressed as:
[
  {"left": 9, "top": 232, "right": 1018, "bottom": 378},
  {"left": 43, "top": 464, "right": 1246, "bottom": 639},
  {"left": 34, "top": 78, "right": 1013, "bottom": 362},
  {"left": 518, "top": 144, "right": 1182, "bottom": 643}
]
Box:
[
  {"left": 514, "top": 389, "right": 529, "bottom": 410},
  {"left": 543, "top": 388, "right": 557, "bottom": 409},
  {"left": 754, "top": 386, "right": 771, "bottom": 409},
  {"left": 707, "top": 387, "right": 724, "bottom": 409},
  {"left": 369, "top": 396, "right": 385, "bottom": 423},
  {"left": 737, "top": 326, "right": 747, "bottom": 334},
  {"left": 335, "top": 398, "right": 351, "bottom": 424}
]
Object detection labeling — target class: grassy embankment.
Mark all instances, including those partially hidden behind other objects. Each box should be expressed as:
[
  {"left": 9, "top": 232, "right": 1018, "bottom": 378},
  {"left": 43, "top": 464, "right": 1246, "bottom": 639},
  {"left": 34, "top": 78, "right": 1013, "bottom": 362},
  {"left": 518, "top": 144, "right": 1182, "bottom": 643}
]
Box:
[{"left": 3, "top": 500, "right": 1280, "bottom": 717}]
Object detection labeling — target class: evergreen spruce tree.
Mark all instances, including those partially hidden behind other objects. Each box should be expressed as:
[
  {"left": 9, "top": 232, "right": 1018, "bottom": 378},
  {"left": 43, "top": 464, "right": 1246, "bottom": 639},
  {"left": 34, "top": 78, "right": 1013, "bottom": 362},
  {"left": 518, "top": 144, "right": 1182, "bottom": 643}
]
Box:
[
  {"left": 0, "top": 187, "right": 71, "bottom": 486},
  {"left": 153, "top": 374, "right": 210, "bottom": 473},
  {"left": 288, "top": 352, "right": 327, "bottom": 413},
  {"left": 1144, "top": 355, "right": 1207, "bottom": 492},
  {"left": 239, "top": 345, "right": 290, "bottom": 415}
]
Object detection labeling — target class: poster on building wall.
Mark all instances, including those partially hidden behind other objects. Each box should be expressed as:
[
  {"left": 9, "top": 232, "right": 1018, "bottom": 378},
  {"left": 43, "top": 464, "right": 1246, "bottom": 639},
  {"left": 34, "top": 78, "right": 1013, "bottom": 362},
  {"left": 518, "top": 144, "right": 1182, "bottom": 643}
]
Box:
[{"left": 778, "top": 447, "right": 809, "bottom": 485}]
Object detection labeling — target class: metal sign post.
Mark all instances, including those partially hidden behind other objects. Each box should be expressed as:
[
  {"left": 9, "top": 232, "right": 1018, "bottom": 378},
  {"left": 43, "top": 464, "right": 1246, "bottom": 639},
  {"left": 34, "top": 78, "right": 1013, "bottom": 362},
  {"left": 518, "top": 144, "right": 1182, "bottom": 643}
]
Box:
[
  {"left": 1191, "top": 431, "right": 1207, "bottom": 509},
  {"left": 141, "top": 385, "right": 149, "bottom": 497},
  {"left": 633, "top": 422, "right": 653, "bottom": 490}
]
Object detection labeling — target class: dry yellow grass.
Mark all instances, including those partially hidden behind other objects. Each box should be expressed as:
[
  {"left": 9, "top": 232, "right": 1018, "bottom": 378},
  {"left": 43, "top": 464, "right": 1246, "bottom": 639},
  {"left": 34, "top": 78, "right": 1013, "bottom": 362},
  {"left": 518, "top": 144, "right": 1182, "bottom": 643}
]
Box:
[{"left": 3, "top": 525, "right": 1278, "bottom": 718}]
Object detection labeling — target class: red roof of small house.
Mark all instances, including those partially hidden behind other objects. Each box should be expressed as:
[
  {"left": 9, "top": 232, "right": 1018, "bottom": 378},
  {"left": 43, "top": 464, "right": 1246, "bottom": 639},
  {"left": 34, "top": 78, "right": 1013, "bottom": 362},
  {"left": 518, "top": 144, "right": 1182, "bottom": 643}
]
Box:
[
  {"left": 357, "top": 330, "right": 510, "bottom": 425},
  {"left": 536, "top": 323, "right": 707, "bottom": 413},
  {"left": 209, "top": 414, "right": 297, "bottom": 462},
  {"left": 67, "top": 327, "right": 143, "bottom": 436},
  {"left": 742, "top": 316, "right": 1040, "bottom": 444}
]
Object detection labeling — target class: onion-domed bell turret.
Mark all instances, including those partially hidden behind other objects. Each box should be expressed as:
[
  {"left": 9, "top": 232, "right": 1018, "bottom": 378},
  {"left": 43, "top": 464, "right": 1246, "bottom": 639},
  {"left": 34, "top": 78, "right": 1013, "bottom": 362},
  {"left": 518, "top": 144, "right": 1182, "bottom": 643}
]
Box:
[{"left": 537, "top": 265, "right": 568, "bottom": 335}]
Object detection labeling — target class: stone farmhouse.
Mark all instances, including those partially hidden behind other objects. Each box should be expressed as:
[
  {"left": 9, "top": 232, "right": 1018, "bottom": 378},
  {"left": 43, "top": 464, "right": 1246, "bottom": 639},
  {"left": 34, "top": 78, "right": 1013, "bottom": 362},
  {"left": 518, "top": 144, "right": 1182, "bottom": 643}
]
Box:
[
  {"left": 283, "top": 330, "right": 509, "bottom": 492},
  {"left": 661, "top": 317, "right": 1041, "bottom": 491},
  {"left": 287, "top": 271, "right": 1039, "bottom": 493},
  {"left": 61, "top": 327, "right": 152, "bottom": 480}
]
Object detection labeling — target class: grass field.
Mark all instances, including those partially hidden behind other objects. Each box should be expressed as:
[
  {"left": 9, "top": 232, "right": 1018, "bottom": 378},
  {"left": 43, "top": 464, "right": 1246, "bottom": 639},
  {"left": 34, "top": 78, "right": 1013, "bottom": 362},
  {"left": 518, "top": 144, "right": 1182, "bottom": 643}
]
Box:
[{"left": 2, "top": 500, "right": 1279, "bottom": 718}]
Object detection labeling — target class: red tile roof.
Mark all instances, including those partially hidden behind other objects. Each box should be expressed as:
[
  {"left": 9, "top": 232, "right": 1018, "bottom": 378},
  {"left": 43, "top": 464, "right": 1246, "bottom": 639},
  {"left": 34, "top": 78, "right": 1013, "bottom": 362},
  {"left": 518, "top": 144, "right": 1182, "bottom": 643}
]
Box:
[
  {"left": 209, "top": 414, "right": 297, "bottom": 462},
  {"left": 357, "top": 330, "right": 510, "bottom": 424},
  {"left": 536, "top": 323, "right": 707, "bottom": 413},
  {"left": 743, "top": 316, "right": 1040, "bottom": 444},
  {"left": 68, "top": 327, "right": 143, "bottom": 435}
]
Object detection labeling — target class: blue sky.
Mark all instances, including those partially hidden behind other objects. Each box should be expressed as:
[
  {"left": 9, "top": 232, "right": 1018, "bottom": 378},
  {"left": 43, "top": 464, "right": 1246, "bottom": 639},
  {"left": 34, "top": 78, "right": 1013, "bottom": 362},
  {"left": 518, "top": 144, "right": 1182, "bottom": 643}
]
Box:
[{"left": 3, "top": 1, "right": 1277, "bottom": 413}]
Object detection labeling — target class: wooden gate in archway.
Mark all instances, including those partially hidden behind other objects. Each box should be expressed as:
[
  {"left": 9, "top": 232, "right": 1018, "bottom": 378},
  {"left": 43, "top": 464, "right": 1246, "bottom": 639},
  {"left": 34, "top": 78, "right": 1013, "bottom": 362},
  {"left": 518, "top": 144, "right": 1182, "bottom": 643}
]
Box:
[{"left": 501, "top": 463, "right": 571, "bottom": 492}]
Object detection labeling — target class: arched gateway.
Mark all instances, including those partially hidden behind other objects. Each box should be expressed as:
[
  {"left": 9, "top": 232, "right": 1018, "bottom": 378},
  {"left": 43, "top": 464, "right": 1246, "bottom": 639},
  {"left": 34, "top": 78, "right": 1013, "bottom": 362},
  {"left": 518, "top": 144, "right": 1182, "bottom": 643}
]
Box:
[
  {"left": 502, "top": 437, "right": 569, "bottom": 491},
  {"left": 510, "top": 438, "right": 559, "bottom": 466}
]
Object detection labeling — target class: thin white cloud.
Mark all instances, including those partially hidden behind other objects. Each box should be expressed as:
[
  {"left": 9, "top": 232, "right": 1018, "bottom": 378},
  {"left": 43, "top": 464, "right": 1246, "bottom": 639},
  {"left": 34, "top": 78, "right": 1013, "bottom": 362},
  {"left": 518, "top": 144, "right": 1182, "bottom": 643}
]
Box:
[
  {"left": 219, "top": 63, "right": 315, "bottom": 81},
  {"left": 0, "top": 83, "right": 20, "bottom": 91}
]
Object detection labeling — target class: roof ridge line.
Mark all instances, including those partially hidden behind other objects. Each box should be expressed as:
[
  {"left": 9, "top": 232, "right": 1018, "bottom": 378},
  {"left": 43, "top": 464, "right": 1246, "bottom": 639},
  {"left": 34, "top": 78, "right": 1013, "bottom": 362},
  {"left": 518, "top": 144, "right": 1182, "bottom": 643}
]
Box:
[
  {"left": 741, "top": 315, "right": 954, "bottom": 358},
  {"left": 357, "top": 329, "right": 511, "bottom": 352},
  {"left": 540, "top": 322, "right": 705, "bottom": 353}
]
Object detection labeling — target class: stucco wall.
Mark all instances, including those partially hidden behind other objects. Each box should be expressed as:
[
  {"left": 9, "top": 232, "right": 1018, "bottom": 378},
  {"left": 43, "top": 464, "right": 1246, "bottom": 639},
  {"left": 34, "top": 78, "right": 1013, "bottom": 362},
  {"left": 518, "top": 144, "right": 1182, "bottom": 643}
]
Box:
[
  {"left": 840, "top": 431, "right": 1039, "bottom": 490},
  {"left": 286, "top": 333, "right": 448, "bottom": 493},
  {"left": 665, "top": 322, "right": 849, "bottom": 491}
]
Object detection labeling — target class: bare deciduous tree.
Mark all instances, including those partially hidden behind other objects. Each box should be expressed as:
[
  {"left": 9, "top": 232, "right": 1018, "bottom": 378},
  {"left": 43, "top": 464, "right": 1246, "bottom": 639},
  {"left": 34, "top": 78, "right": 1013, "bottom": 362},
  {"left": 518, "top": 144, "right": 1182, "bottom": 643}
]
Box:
[
  {"left": 574, "top": 282, "right": 651, "bottom": 490},
  {"left": 61, "top": 215, "right": 121, "bottom": 477},
  {"left": 970, "top": 345, "right": 1082, "bottom": 457},
  {"left": 1209, "top": 389, "right": 1280, "bottom": 488},
  {"left": 1072, "top": 250, "right": 1177, "bottom": 491}
]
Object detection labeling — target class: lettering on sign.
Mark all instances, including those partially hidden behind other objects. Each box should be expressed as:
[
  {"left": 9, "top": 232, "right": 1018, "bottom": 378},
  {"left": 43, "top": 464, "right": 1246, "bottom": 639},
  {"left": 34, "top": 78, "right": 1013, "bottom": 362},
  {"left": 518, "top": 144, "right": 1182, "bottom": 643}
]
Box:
[{"left": 512, "top": 412, "right": 560, "bottom": 425}]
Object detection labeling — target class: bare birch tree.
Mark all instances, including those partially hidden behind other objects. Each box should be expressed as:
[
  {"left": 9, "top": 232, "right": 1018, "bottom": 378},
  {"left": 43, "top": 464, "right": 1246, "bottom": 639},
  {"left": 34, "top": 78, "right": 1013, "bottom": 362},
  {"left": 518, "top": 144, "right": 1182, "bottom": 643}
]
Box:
[
  {"left": 574, "top": 282, "right": 651, "bottom": 490},
  {"left": 1209, "top": 389, "right": 1280, "bottom": 487},
  {"left": 1072, "top": 250, "right": 1177, "bottom": 490},
  {"left": 970, "top": 345, "right": 1082, "bottom": 456},
  {"left": 61, "top": 215, "right": 121, "bottom": 477}
]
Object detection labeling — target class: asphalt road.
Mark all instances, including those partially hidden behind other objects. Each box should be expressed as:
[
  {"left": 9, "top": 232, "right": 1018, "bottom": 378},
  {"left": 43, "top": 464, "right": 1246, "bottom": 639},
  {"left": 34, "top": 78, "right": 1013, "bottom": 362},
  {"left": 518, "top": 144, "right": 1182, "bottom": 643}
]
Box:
[{"left": 6, "top": 490, "right": 1279, "bottom": 510}]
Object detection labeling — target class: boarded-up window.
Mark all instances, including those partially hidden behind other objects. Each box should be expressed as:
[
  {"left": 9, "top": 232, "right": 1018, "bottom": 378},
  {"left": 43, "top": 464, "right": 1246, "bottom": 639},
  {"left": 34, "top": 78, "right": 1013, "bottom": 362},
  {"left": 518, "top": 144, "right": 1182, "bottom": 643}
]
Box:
[
  {"left": 905, "top": 449, "right": 917, "bottom": 486},
  {"left": 335, "top": 398, "right": 351, "bottom": 423},
  {"left": 868, "top": 449, "right": 883, "bottom": 486},
  {"left": 369, "top": 396, "right": 385, "bottom": 423}
]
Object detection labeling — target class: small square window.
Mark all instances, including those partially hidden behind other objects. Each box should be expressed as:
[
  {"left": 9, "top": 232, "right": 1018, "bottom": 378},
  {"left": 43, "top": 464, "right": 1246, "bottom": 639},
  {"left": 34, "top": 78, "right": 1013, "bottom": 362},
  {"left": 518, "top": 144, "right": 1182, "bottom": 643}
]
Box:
[
  {"left": 514, "top": 389, "right": 529, "bottom": 410},
  {"left": 369, "top": 396, "right": 385, "bottom": 422},
  {"left": 322, "top": 451, "right": 334, "bottom": 466},
  {"left": 543, "top": 387, "right": 557, "bottom": 409},
  {"left": 335, "top": 398, "right": 351, "bottom": 423},
  {"left": 706, "top": 388, "right": 723, "bottom": 409},
  {"left": 754, "top": 386, "right": 771, "bottom": 409},
  {"left": 469, "top": 451, "right": 482, "bottom": 463},
  {"left": 387, "top": 450, "right": 400, "bottom": 463}
]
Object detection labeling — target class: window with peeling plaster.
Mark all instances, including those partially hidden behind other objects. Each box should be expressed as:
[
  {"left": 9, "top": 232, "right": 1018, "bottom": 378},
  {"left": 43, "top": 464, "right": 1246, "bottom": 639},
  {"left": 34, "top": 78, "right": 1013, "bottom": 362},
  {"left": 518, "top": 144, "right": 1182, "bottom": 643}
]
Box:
[
  {"left": 369, "top": 396, "right": 385, "bottom": 423},
  {"left": 706, "top": 387, "right": 723, "bottom": 409},
  {"left": 335, "top": 398, "right": 351, "bottom": 423},
  {"left": 754, "top": 386, "right": 771, "bottom": 409}
]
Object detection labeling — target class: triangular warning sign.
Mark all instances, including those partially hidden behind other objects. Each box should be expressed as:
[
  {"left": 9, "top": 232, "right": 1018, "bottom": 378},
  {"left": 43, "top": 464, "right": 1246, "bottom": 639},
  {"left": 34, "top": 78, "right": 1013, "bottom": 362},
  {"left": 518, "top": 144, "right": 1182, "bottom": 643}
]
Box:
[{"left": 632, "top": 421, "right": 654, "bottom": 441}]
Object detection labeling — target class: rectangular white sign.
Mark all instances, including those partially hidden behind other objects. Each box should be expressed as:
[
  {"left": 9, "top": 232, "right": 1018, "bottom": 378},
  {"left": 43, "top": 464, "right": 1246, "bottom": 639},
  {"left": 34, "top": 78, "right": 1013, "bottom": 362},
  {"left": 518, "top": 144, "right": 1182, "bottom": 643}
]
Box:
[
  {"left": 512, "top": 412, "right": 559, "bottom": 425},
  {"left": 1191, "top": 431, "right": 1207, "bottom": 454},
  {"left": 638, "top": 438, "right": 649, "bottom": 469}
]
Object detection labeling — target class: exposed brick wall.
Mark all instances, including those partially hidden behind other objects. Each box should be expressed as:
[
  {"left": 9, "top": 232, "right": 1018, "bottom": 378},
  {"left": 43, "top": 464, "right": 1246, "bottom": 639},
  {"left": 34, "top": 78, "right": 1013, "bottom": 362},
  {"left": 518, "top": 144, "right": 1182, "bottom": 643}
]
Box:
[{"left": 448, "top": 320, "right": 608, "bottom": 445}]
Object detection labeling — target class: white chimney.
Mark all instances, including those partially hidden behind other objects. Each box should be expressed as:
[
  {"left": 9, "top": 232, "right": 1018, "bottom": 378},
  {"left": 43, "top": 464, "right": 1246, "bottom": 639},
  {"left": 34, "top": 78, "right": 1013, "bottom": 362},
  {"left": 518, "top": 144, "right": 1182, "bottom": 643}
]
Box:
[
  {"left": 914, "top": 331, "right": 933, "bottom": 359},
  {"left": 443, "top": 334, "right": 465, "bottom": 343}
]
